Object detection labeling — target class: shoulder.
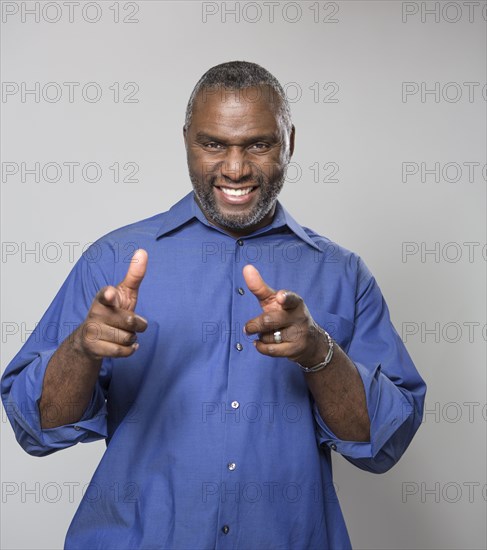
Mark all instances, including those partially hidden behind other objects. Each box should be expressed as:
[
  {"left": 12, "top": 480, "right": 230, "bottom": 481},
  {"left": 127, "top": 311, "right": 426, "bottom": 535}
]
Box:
[
  {"left": 76, "top": 210, "right": 171, "bottom": 279},
  {"left": 302, "top": 224, "right": 360, "bottom": 264},
  {"left": 81, "top": 207, "right": 175, "bottom": 261},
  {"left": 97, "top": 212, "right": 166, "bottom": 245},
  {"left": 84, "top": 193, "right": 195, "bottom": 258},
  {"left": 299, "top": 224, "right": 374, "bottom": 286}
]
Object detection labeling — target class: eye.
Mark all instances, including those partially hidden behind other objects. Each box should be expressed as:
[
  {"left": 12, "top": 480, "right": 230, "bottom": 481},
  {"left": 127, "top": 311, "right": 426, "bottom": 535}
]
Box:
[
  {"left": 204, "top": 142, "right": 225, "bottom": 150},
  {"left": 249, "top": 143, "right": 270, "bottom": 151}
]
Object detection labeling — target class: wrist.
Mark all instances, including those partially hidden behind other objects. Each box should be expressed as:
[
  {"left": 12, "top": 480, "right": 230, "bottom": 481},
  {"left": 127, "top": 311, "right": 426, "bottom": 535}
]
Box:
[
  {"left": 297, "top": 329, "right": 334, "bottom": 373},
  {"left": 69, "top": 324, "right": 103, "bottom": 363}
]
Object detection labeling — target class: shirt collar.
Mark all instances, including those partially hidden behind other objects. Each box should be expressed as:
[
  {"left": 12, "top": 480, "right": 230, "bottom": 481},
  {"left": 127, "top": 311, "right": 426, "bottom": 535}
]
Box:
[{"left": 155, "top": 191, "right": 322, "bottom": 252}]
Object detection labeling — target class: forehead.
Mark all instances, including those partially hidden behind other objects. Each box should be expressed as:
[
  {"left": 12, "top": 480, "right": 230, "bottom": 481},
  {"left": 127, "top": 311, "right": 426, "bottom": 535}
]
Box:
[{"left": 190, "top": 85, "right": 284, "bottom": 136}]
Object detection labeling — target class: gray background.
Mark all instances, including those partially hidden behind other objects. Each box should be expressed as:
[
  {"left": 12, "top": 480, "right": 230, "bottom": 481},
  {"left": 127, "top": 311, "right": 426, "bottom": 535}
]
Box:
[{"left": 1, "top": 1, "right": 485, "bottom": 548}]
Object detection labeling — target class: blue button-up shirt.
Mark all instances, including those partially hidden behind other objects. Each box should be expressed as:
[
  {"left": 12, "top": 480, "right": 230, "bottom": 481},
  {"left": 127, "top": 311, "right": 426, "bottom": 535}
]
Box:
[{"left": 1, "top": 192, "right": 426, "bottom": 549}]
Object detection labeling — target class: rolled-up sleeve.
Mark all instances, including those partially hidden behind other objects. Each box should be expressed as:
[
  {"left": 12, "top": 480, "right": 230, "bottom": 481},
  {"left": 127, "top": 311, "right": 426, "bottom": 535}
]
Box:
[
  {"left": 1, "top": 249, "right": 112, "bottom": 457},
  {"left": 314, "top": 258, "right": 426, "bottom": 473}
]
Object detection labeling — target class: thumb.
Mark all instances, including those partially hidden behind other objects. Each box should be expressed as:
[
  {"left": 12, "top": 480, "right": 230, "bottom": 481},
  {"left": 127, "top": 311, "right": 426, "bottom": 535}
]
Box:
[
  {"left": 118, "top": 249, "right": 148, "bottom": 293},
  {"left": 243, "top": 264, "right": 275, "bottom": 303}
]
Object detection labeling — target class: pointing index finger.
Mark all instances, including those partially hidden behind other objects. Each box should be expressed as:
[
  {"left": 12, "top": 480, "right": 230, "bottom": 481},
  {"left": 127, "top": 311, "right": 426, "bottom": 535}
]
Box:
[
  {"left": 119, "top": 249, "right": 148, "bottom": 292},
  {"left": 242, "top": 264, "right": 276, "bottom": 303}
]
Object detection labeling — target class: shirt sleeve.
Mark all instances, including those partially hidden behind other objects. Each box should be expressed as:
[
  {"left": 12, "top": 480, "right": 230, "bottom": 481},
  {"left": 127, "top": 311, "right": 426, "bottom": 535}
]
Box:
[
  {"left": 313, "top": 257, "right": 426, "bottom": 474},
  {"left": 1, "top": 249, "right": 113, "bottom": 457}
]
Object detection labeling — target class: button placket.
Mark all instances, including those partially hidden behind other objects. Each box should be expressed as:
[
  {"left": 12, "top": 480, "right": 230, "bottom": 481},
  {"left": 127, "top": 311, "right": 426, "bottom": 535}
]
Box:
[{"left": 215, "top": 237, "right": 250, "bottom": 540}]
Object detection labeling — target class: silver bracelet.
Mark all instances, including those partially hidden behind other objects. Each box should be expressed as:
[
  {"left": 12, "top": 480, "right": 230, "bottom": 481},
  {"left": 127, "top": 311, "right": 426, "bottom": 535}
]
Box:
[{"left": 298, "top": 331, "right": 334, "bottom": 373}]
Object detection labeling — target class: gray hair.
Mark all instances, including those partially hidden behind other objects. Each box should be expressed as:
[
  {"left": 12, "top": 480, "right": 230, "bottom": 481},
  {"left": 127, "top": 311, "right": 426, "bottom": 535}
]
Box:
[{"left": 184, "top": 61, "right": 292, "bottom": 134}]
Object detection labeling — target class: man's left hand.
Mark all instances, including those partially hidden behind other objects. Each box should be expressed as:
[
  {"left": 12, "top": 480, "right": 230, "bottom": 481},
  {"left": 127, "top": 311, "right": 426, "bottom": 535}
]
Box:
[{"left": 243, "top": 264, "right": 329, "bottom": 368}]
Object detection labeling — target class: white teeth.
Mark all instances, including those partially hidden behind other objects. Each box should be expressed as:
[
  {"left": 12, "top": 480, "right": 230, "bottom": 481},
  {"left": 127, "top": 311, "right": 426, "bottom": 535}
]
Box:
[{"left": 220, "top": 186, "right": 253, "bottom": 197}]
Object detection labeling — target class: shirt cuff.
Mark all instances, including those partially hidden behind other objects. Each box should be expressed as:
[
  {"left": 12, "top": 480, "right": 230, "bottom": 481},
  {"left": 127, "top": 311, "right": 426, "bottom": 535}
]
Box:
[
  {"left": 5, "top": 349, "right": 107, "bottom": 456},
  {"left": 313, "top": 361, "right": 413, "bottom": 460}
]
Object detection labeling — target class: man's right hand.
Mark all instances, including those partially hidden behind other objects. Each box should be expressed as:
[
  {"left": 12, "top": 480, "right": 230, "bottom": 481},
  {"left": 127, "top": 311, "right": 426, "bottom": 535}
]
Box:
[
  {"left": 39, "top": 249, "right": 149, "bottom": 428},
  {"left": 76, "top": 249, "right": 149, "bottom": 360}
]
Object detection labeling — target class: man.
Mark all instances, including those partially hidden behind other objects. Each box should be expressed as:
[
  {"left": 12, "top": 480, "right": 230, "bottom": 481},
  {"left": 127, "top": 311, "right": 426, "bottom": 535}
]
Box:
[{"left": 2, "top": 61, "right": 426, "bottom": 549}]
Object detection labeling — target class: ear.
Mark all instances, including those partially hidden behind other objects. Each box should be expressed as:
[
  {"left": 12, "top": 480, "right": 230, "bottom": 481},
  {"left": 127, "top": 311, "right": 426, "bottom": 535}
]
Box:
[
  {"left": 183, "top": 125, "right": 188, "bottom": 148},
  {"left": 289, "top": 125, "right": 295, "bottom": 158}
]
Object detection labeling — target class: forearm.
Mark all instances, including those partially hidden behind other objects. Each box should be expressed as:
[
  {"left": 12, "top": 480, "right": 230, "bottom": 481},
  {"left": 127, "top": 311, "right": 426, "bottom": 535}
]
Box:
[
  {"left": 39, "top": 326, "right": 102, "bottom": 429},
  {"left": 303, "top": 333, "right": 370, "bottom": 442}
]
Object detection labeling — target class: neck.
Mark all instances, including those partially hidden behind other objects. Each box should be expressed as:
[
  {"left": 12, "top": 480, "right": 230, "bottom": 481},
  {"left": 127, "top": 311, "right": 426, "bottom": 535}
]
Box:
[{"left": 195, "top": 197, "right": 277, "bottom": 238}]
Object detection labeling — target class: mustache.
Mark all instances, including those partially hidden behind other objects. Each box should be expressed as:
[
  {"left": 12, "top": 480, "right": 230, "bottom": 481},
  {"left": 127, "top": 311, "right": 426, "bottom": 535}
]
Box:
[
  {"left": 206, "top": 161, "right": 272, "bottom": 187},
  {"left": 209, "top": 173, "right": 266, "bottom": 187}
]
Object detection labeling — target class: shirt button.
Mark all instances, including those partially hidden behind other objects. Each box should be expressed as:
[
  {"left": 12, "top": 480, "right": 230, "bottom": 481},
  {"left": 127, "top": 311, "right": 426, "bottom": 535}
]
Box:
[
  {"left": 237, "top": 287, "right": 245, "bottom": 295},
  {"left": 231, "top": 401, "right": 240, "bottom": 409},
  {"left": 222, "top": 525, "right": 230, "bottom": 535},
  {"left": 330, "top": 443, "right": 337, "bottom": 451},
  {"left": 227, "top": 462, "right": 236, "bottom": 471},
  {"left": 235, "top": 343, "right": 243, "bottom": 351},
  {"left": 237, "top": 239, "right": 244, "bottom": 246},
  {"left": 73, "top": 425, "right": 81, "bottom": 431}
]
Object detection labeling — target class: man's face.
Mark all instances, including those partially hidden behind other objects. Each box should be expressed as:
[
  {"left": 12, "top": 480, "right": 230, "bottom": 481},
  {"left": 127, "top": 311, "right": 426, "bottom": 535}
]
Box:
[{"left": 184, "top": 85, "right": 294, "bottom": 236}]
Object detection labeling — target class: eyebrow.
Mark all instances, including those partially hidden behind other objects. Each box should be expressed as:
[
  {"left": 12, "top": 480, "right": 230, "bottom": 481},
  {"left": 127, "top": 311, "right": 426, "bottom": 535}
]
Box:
[{"left": 194, "top": 132, "right": 280, "bottom": 145}]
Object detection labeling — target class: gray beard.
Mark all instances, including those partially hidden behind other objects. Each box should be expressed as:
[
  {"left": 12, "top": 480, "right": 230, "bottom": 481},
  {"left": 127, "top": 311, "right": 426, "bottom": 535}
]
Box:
[{"left": 189, "top": 171, "right": 286, "bottom": 231}]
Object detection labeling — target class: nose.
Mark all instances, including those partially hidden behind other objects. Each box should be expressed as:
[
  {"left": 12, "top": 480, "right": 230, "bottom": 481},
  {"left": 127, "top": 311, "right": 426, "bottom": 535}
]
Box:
[{"left": 220, "top": 147, "right": 252, "bottom": 183}]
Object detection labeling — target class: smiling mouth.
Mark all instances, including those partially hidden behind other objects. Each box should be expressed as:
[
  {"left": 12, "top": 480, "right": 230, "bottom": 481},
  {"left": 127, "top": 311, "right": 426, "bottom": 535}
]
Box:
[{"left": 216, "top": 186, "right": 256, "bottom": 197}]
